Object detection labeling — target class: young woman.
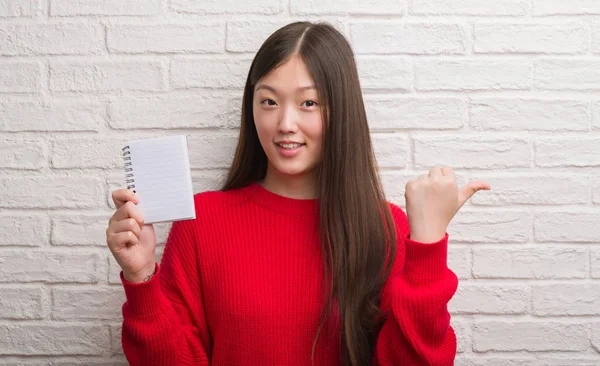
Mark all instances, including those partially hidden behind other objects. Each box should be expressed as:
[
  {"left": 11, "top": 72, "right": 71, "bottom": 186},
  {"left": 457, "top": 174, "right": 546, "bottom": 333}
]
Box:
[{"left": 106, "top": 21, "right": 490, "bottom": 366}]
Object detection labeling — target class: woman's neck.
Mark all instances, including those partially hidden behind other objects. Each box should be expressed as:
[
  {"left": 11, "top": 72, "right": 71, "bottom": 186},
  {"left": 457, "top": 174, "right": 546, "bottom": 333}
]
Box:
[{"left": 260, "top": 165, "right": 317, "bottom": 199}]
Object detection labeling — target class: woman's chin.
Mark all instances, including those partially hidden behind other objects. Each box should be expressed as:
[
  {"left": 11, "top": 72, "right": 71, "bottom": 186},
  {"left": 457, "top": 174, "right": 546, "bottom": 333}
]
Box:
[
  {"left": 275, "top": 168, "right": 309, "bottom": 177},
  {"left": 272, "top": 163, "right": 315, "bottom": 178}
]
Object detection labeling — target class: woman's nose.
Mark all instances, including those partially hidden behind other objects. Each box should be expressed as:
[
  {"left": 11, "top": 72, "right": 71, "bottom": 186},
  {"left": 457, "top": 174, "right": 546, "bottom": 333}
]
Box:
[{"left": 278, "top": 105, "right": 300, "bottom": 134}]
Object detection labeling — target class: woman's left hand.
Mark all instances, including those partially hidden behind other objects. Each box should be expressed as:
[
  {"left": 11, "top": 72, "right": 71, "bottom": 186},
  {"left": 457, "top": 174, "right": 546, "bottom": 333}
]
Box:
[{"left": 405, "top": 166, "right": 490, "bottom": 243}]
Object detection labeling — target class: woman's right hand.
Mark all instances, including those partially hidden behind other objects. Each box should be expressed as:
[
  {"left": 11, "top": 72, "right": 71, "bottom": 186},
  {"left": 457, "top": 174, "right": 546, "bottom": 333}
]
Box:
[{"left": 106, "top": 188, "right": 157, "bottom": 284}]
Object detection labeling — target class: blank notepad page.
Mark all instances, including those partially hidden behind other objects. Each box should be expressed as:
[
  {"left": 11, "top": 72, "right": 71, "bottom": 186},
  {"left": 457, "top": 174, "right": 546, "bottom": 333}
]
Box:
[{"left": 124, "top": 135, "right": 196, "bottom": 224}]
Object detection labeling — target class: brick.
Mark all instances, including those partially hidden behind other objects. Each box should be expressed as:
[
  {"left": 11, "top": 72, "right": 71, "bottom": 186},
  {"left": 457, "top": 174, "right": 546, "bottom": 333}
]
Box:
[
  {"left": 227, "top": 20, "right": 291, "bottom": 53},
  {"left": 593, "top": 322, "right": 600, "bottom": 352},
  {"left": 593, "top": 248, "right": 600, "bottom": 279},
  {"left": 542, "top": 359, "right": 600, "bottom": 366},
  {"left": 0, "top": 23, "right": 103, "bottom": 56},
  {"left": 50, "top": 61, "right": 163, "bottom": 93},
  {"left": 535, "top": 212, "right": 600, "bottom": 242},
  {"left": 171, "top": 0, "right": 282, "bottom": 14},
  {"left": 0, "top": 0, "right": 34, "bottom": 17},
  {"left": 534, "top": 0, "right": 600, "bottom": 15},
  {"left": 416, "top": 60, "right": 532, "bottom": 91},
  {"left": 108, "top": 94, "right": 239, "bottom": 130},
  {"left": 371, "top": 133, "right": 408, "bottom": 168},
  {"left": 0, "top": 251, "right": 99, "bottom": 283},
  {"left": 470, "top": 98, "right": 589, "bottom": 131},
  {"left": 0, "top": 360, "right": 51, "bottom": 366},
  {"left": 414, "top": 136, "right": 531, "bottom": 169},
  {"left": 450, "top": 284, "right": 528, "bottom": 314},
  {"left": 0, "top": 61, "right": 41, "bottom": 93},
  {"left": 36, "top": 360, "right": 128, "bottom": 366},
  {"left": 0, "top": 138, "right": 46, "bottom": 169},
  {"left": 155, "top": 224, "right": 171, "bottom": 245},
  {"left": 0, "top": 324, "right": 109, "bottom": 355},
  {"left": 191, "top": 170, "right": 228, "bottom": 193},
  {"left": 52, "top": 287, "right": 124, "bottom": 320},
  {"left": 470, "top": 174, "right": 589, "bottom": 205},
  {"left": 448, "top": 246, "right": 470, "bottom": 280},
  {"left": 171, "top": 57, "right": 249, "bottom": 89},
  {"left": 412, "top": 0, "right": 528, "bottom": 15},
  {"left": 590, "top": 101, "right": 600, "bottom": 129},
  {"left": 455, "top": 357, "right": 534, "bottom": 366},
  {"left": 52, "top": 214, "right": 112, "bottom": 246},
  {"left": 351, "top": 22, "right": 465, "bottom": 55},
  {"left": 590, "top": 27, "right": 600, "bottom": 54},
  {"left": 449, "top": 211, "right": 531, "bottom": 243},
  {"left": 451, "top": 318, "right": 470, "bottom": 353},
  {"left": 473, "top": 247, "right": 586, "bottom": 279},
  {"left": 536, "top": 59, "right": 600, "bottom": 90},
  {"left": 0, "top": 100, "right": 104, "bottom": 132},
  {"left": 473, "top": 320, "right": 588, "bottom": 351},
  {"left": 365, "top": 97, "right": 465, "bottom": 130},
  {"left": 226, "top": 20, "right": 347, "bottom": 53},
  {"left": 106, "top": 171, "right": 130, "bottom": 209},
  {"left": 0, "top": 215, "right": 49, "bottom": 246},
  {"left": 536, "top": 138, "right": 600, "bottom": 167},
  {"left": 379, "top": 171, "right": 414, "bottom": 206},
  {"left": 111, "top": 323, "right": 123, "bottom": 354},
  {"left": 108, "top": 23, "right": 225, "bottom": 54},
  {"left": 456, "top": 357, "right": 600, "bottom": 366},
  {"left": 188, "top": 133, "right": 239, "bottom": 169},
  {"left": 52, "top": 138, "right": 123, "bottom": 169},
  {"left": 51, "top": 0, "right": 161, "bottom": 16},
  {"left": 108, "top": 255, "right": 120, "bottom": 284},
  {"left": 291, "top": 0, "right": 404, "bottom": 15},
  {"left": 0, "top": 287, "right": 44, "bottom": 319},
  {"left": 108, "top": 255, "right": 122, "bottom": 284},
  {"left": 533, "top": 283, "right": 600, "bottom": 315},
  {"left": 0, "top": 176, "right": 104, "bottom": 209},
  {"left": 357, "top": 56, "right": 412, "bottom": 91},
  {"left": 474, "top": 24, "right": 588, "bottom": 54}
]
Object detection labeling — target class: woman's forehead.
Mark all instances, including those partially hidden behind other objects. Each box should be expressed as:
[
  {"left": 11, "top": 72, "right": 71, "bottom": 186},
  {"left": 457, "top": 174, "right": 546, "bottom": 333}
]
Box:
[{"left": 255, "top": 56, "right": 315, "bottom": 93}]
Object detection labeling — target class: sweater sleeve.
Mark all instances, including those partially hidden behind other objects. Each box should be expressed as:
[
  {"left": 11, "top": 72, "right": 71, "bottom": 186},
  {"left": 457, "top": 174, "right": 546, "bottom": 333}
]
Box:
[
  {"left": 120, "top": 217, "right": 211, "bottom": 365},
  {"left": 374, "top": 204, "right": 458, "bottom": 366}
]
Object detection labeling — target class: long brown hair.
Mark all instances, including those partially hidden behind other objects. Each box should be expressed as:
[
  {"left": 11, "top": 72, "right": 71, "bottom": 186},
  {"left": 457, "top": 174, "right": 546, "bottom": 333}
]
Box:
[{"left": 221, "top": 21, "right": 397, "bottom": 366}]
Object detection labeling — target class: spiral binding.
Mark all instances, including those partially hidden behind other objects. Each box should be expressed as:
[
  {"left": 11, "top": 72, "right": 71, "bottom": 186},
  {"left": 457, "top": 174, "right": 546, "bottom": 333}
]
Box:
[{"left": 122, "top": 145, "right": 136, "bottom": 193}]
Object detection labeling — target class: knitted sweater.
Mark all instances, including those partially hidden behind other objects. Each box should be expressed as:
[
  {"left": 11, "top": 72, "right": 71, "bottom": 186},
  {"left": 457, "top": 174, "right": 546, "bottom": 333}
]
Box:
[{"left": 120, "top": 182, "right": 458, "bottom": 365}]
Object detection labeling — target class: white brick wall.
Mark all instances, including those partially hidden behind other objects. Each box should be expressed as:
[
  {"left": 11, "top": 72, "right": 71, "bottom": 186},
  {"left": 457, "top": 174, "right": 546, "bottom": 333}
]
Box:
[{"left": 0, "top": 0, "right": 599, "bottom": 364}]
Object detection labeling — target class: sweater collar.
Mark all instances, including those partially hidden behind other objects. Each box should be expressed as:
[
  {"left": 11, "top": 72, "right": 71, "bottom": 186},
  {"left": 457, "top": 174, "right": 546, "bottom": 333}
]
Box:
[{"left": 245, "top": 181, "right": 319, "bottom": 215}]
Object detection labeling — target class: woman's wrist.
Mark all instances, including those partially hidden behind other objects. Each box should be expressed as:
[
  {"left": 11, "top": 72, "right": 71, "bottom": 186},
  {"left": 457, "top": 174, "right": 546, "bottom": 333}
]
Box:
[
  {"left": 409, "top": 229, "right": 446, "bottom": 244},
  {"left": 123, "top": 263, "right": 156, "bottom": 284}
]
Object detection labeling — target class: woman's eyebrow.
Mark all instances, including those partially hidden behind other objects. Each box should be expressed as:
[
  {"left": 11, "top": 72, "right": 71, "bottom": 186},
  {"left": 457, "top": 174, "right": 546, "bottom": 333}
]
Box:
[{"left": 255, "top": 84, "right": 316, "bottom": 93}]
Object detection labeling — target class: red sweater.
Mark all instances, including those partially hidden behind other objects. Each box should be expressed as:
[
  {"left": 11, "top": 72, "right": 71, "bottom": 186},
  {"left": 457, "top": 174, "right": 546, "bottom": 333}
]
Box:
[{"left": 120, "top": 182, "right": 458, "bottom": 365}]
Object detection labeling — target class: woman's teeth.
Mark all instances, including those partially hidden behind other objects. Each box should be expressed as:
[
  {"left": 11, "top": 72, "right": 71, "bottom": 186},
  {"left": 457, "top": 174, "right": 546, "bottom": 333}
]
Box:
[{"left": 278, "top": 143, "right": 303, "bottom": 149}]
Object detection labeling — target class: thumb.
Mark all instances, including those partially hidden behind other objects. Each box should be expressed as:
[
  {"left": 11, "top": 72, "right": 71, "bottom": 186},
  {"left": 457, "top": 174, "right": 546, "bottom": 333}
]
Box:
[{"left": 458, "top": 180, "right": 491, "bottom": 207}]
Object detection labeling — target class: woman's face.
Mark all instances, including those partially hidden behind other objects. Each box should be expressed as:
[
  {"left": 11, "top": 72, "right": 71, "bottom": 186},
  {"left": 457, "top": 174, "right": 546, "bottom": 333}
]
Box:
[{"left": 253, "top": 54, "right": 323, "bottom": 180}]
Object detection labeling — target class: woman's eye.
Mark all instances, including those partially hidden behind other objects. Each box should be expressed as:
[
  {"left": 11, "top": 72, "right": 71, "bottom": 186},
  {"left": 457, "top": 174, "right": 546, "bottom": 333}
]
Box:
[
  {"left": 260, "top": 99, "right": 277, "bottom": 106},
  {"left": 303, "top": 100, "right": 318, "bottom": 107}
]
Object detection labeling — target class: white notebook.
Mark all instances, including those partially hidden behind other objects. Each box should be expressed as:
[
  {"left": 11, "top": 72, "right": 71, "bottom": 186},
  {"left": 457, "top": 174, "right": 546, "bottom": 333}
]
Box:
[{"left": 122, "top": 135, "right": 196, "bottom": 224}]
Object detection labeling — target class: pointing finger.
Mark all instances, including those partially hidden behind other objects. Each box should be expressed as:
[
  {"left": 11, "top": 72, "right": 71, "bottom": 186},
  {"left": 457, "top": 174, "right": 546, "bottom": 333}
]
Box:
[{"left": 458, "top": 180, "right": 491, "bottom": 207}]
